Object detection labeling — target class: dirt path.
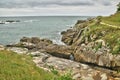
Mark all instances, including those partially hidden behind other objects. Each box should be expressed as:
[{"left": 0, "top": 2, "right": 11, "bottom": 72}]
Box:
[{"left": 100, "top": 22, "right": 120, "bottom": 29}]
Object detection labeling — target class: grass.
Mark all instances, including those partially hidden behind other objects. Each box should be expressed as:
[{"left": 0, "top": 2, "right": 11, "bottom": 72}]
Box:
[
  {"left": 0, "top": 50, "right": 55, "bottom": 80},
  {"left": 0, "top": 50, "right": 74, "bottom": 80},
  {"left": 102, "top": 12, "right": 120, "bottom": 26}
]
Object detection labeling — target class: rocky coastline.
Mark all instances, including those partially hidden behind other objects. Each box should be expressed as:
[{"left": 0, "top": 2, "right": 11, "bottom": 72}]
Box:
[
  {"left": 0, "top": 20, "right": 20, "bottom": 24},
  {"left": 1, "top": 16, "right": 120, "bottom": 80}
]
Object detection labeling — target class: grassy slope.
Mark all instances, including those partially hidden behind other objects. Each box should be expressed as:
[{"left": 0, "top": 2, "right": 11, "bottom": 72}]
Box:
[
  {"left": 0, "top": 50, "right": 54, "bottom": 80},
  {"left": 102, "top": 12, "right": 120, "bottom": 26},
  {"left": 86, "top": 12, "right": 120, "bottom": 54}
]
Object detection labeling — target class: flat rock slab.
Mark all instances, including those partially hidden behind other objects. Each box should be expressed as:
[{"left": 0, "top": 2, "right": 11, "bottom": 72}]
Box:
[
  {"left": 32, "top": 51, "right": 117, "bottom": 80},
  {"left": 7, "top": 47, "right": 28, "bottom": 54}
]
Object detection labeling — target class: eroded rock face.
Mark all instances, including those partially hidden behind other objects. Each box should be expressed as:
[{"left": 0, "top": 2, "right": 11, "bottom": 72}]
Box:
[
  {"left": 61, "top": 29, "right": 77, "bottom": 45},
  {"left": 61, "top": 19, "right": 120, "bottom": 70}
]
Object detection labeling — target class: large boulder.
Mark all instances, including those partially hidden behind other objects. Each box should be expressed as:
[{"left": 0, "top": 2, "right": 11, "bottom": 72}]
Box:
[{"left": 45, "top": 44, "right": 73, "bottom": 59}]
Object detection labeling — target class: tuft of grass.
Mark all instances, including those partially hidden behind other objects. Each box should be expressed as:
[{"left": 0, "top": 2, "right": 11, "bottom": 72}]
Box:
[{"left": 0, "top": 50, "right": 54, "bottom": 80}]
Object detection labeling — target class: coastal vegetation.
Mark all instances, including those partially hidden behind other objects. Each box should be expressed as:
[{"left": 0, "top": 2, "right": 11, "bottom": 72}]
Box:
[
  {"left": 0, "top": 50, "right": 54, "bottom": 80},
  {"left": 0, "top": 50, "right": 73, "bottom": 80},
  {"left": 117, "top": 2, "right": 120, "bottom": 12},
  {"left": 86, "top": 14, "right": 120, "bottom": 54}
]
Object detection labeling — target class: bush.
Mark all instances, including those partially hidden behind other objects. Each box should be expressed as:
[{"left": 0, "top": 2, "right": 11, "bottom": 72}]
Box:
[{"left": 117, "top": 2, "right": 120, "bottom": 12}]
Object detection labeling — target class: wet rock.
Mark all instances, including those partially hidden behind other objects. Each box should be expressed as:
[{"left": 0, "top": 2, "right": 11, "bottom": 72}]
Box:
[
  {"left": 20, "top": 37, "right": 31, "bottom": 43},
  {"left": 40, "top": 38, "right": 53, "bottom": 44},
  {"left": 61, "top": 29, "right": 76, "bottom": 45},
  {"left": 75, "top": 20, "right": 86, "bottom": 25},
  {"left": 31, "top": 37, "right": 41, "bottom": 44},
  {"left": 0, "top": 20, "right": 20, "bottom": 24}
]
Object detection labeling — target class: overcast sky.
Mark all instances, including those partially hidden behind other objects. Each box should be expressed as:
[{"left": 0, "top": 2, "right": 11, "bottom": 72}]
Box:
[{"left": 0, "top": 0, "right": 120, "bottom": 16}]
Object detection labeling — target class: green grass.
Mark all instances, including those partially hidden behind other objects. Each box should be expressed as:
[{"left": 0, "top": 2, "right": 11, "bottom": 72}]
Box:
[
  {"left": 0, "top": 50, "right": 74, "bottom": 80},
  {"left": 102, "top": 12, "right": 120, "bottom": 26},
  {"left": 92, "top": 24, "right": 120, "bottom": 54},
  {"left": 0, "top": 50, "right": 54, "bottom": 80}
]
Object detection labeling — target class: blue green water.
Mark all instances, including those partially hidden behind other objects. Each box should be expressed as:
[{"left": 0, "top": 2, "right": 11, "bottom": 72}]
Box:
[{"left": 0, "top": 16, "right": 90, "bottom": 45}]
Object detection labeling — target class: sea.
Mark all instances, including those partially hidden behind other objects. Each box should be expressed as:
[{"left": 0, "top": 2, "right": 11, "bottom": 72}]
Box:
[{"left": 0, "top": 16, "right": 91, "bottom": 45}]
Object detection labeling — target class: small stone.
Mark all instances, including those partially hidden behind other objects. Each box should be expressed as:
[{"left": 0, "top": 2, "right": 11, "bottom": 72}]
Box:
[
  {"left": 73, "top": 73, "right": 81, "bottom": 80},
  {"left": 101, "top": 73, "right": 107, "bottom": 80}
]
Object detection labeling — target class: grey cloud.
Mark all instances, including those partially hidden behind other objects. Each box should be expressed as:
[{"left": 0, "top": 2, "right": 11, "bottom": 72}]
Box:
[
  {"left": 92, "top": 0, "right": 112, "bottom": 6},
  {"left": 0, "top": 0, "right": 116, "bottom": 8}
]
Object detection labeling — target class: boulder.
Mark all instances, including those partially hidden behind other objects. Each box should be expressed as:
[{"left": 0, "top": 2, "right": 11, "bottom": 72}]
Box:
[
  {"left": 31, "top": 37, "right": 41, "bottom": 44},
  {"left": 20, "top": 37, "right": 31, "bottom": 43},
  {"left": 45, "top": 44, "right": 73, "bottom": 59},
  {"left": 75, "top": 20, "right": 86, "bottom": 25},
  {"left": 40, "top": 38, "right": 53, "bottom": 44},
  {"left": 0, "top": 45, "right": 5, "bottom": 50},
  {"left": 20, "top": 37, "right": 52, "bottom": 44},
  {"left": 74, "top": 45, "right": 120, "bottom": 69}
]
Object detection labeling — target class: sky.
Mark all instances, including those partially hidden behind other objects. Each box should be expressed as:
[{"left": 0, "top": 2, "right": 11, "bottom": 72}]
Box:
[{"left": 0, "top": 0, "right": 120, "bottom": 16}]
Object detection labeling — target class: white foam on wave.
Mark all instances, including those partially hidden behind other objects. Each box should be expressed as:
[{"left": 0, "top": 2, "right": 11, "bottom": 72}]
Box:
[
  {"left": 24, "top": 20, "right": 39, "bottom": 23},
  {"left": 52, "top": 39, "right": 65, "bottom": 45}
]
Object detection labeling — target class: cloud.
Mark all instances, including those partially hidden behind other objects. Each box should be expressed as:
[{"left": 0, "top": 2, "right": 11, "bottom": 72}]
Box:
[
  {"left": 0, "top": 0, "right": 113, "bottom": 8},
  {"left": 91, "top": 0, "right": 112, "bottom": 6},
  {"left": 0, "top": 0, "right": 119, "bottom": 16}
]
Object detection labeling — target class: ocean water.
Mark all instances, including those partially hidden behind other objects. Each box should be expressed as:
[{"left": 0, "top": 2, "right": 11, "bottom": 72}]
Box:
[{"left": 0, "top": 16, "right": 90, "bottom": 45}]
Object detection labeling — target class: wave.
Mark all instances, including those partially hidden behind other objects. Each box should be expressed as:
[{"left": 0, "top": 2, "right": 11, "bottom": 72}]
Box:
[
  {"left": 52, "top": 39, "right": 65, "bottom": 45},
  {"left": 24, "top": 20, "right": 39, "bottom": 23}
]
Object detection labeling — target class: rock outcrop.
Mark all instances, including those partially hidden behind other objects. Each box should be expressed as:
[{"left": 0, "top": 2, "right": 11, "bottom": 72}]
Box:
[
  {"left": 61, "top": 18, "right": 120, "bottom": 70},
  {"left": 6, "top": 46, "right": 119, "bottom": 80},
  {"left": 6, "top": 35, "right": 120, "bottom": 79},
  {"left": 7, "top": 37, "right": 72, "bottom": 59},
  {"left": 33, "top": 51, "right": 117, "bottom": 80},
  {"left": 0, "top": 20, "right": 20, "bottom": 24}
]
